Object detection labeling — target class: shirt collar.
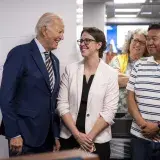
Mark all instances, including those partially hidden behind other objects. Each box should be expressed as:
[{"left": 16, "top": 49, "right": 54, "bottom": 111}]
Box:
[
  {"left": 34, "top": 38, "right": 46, "bottom": 53},
  {"left": 128, "top": 56, "right": 136, "bottom": 65},
  {"left": 147, "top": 56, "right": 159, "bottom": 64}
]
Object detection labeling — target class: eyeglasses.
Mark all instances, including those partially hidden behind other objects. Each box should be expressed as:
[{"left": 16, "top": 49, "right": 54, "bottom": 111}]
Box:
[
  {"left": 131, "top": 38, "right": 146, "bottom": 46},
  {"left": 77, "top": 38, "right": 96, "bottom": 45}
]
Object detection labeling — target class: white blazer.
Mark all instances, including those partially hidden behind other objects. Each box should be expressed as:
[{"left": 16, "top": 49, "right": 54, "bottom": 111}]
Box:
[{"left": 57, "top": 59, "right": 119, "bottom": 143}]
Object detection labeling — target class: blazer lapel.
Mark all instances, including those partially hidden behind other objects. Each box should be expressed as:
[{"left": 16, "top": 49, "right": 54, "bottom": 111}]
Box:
[
  {"left": 77, "top": 61, "right": 84, "bottom": 111},
  {"left": 87, "top": 60, "right": 104, "bottom": 108},
  {"left": 30, "top": 40, "right": 50, "bottom": 91}
]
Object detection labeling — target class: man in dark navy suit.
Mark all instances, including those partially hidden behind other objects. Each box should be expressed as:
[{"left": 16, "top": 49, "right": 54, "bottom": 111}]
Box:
[{"left": 0, "top": 12, "right": 64, "bottom": 156}]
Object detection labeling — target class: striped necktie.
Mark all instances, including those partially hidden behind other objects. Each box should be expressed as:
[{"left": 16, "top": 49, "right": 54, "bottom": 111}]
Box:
[{"left": 44, "top": 52, "right": 54, "bottom": 92}]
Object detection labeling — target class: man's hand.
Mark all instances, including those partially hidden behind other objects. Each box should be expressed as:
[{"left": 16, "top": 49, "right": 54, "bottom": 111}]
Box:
[
  {"left": 141, "top": 121, "right": 159, "bottom": 138},
  {"left": 10, "top": 136, "right": 23, "bottom": 154},
  {"left": 152, "top": 135, "right": 160, "bottom": 142},
  {"left": 75, "top": 132, "right": 94, "bottom": 152},
  {"left": 53, "top": 139, "right": 61, "bottom": 152}
]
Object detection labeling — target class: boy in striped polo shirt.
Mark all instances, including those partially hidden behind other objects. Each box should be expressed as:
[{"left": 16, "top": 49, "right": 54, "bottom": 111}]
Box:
[{"left": 127, "top": 24, "right": 160, "bottom": 160}]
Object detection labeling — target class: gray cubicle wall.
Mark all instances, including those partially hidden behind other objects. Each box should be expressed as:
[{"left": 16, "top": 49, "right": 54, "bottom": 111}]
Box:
[{"left": 0, "top": 110, "right": 9, "bottom": 158}]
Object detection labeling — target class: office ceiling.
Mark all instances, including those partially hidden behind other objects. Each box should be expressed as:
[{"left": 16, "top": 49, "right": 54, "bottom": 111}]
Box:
[{"left": 84, "top": 0, "right": 160, "bottom": 20}]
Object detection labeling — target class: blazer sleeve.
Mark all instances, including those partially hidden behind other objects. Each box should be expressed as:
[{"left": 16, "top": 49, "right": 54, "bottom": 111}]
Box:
[
  {"left": 0, "top": 47, "right": 24, "bottom": 138},
  {"left": 57, "top": 66, "right": 70, "bottom": 116},
  {"left": 99, "top": 71, "right": 119, "bottom": 125}
]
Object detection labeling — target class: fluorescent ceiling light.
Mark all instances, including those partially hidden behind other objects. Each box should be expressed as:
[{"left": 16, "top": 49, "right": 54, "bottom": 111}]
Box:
[
  {"left": 114, "top": 0, "right": 146, "bottom": 4},
  {"left": 115, "top": 14, "right": 137, "bottom": 17},
  {"left": 76, "top": 0, "right": 83, "bottom": 5},
  {"left": 115, "top": 9, "right": 141, "bottom": 12},
  {"left": 141, "top": 12, "right": 152, "bottom": 15}
]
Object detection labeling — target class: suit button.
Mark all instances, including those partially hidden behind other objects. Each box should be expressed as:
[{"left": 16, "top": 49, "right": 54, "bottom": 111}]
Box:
[{"left": 86, "top": 114, "right": 90, "bottom": 117}]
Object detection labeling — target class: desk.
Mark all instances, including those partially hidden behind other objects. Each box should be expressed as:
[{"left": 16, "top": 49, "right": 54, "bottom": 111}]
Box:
[{"left": 0, "top": 150, "right": 99, "bottom": 160}]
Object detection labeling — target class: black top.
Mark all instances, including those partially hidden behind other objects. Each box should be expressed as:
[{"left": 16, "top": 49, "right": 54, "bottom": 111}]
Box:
[{"left": 76, "top": 74, "right": 94, "bottom": 133}]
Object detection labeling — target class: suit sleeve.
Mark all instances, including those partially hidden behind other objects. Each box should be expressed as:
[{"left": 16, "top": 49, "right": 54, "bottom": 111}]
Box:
[
  {"left": 0, "top": 47, "right": 24, "bottom": 138},
  {"left": 53, "top": 112, "right": 60, "bottom": 138}
]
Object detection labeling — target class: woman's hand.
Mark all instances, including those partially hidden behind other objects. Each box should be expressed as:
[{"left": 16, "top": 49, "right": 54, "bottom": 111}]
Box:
[
  {"left": 118, "top": 74, "right": 129, "bottom": 87},
  {"left": 75, "top": 132, "right": 94, "bottom": 152}
]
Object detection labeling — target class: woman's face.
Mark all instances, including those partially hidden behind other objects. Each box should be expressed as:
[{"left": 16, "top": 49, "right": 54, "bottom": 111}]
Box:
[
  {"left": 78, "top": 32, "right": 101, "bottom": 58},
  {"left": 129, "top": 33, "right": 146, "bottom": 61}
]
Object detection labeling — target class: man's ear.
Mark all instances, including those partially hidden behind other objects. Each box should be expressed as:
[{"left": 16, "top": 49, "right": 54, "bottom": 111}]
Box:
[{"left": 41, "top": 26, "right": 47, "bottom": 38}]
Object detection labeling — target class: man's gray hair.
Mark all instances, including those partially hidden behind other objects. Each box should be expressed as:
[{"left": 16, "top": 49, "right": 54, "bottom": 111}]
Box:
[{"left": 35, "top": 12, "right": 62, "bottom": 36}]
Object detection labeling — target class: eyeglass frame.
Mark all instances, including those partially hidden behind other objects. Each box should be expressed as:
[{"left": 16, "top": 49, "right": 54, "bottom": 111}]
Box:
[
  {"left": 131, "top": 37, "right": 146, "bottom": 46},
  {"left": 77, "top": 38, "right": 96, "bottom": 45}
]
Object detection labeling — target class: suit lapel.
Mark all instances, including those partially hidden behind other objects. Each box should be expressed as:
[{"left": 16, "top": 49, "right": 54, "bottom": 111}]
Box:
[
  {"left": 77, "top": 61, "right": 84, "bottom": 111},
  {"left": 50, "top": 53, "right": 60, "bottom": 95},
  {"left": 30, "top": 40, "right": 50, "bottom": 91}
]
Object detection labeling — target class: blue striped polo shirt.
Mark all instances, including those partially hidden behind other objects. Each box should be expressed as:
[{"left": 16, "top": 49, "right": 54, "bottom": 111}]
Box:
[{"left": 127, "top": 56, "right": 160, "bottom": 141}]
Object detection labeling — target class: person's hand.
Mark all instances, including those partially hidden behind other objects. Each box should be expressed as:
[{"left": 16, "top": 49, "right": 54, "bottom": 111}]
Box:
[
  {"left": 118, "top": 73, "right": 128, "bottom": 77},
  {"left": 118, "top": 75, "right": 129, "bottom": 87},
  {"left": 75, "top": 132, "right": 94, "bottom": 152},
  {"left": 141, "top": 121, "right": 159, "bottom": 138},
  {"left": 53, "top": 138, "right": 61, "bottom": 152},
  {"left": 152, "top": 135, "right": 160, "bottom": 142},
  {"left": 10, "top": 136, "right": 23, "bottom": 155}
]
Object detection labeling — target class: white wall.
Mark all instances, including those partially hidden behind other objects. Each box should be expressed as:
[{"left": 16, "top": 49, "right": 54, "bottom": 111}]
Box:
[
  {"left": 0, "top": 0, "right": 77, "bottom": 74},
  {"left": 83, "top": 2, "right": 105, "bottom": 31},
  {"left": 0, "top": 0, "right": 77, "bottom": 158},
  {"left": 117, "top": 25, "right": 149, "bottom": 49}
]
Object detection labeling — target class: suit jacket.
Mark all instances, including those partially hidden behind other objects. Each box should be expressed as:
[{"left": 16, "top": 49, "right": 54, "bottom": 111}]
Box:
[
  {"left": 0, "top": 39, "right": 60, "bottom": 147},
  {"left": 57, "top": 59, "right": 119, "bottom": 143},
  {"left": 0, "top": 120, "right": 4, "bottom": 135}
]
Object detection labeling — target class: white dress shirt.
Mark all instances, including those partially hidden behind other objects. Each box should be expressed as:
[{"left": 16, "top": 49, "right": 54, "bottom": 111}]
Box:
[{"left": 34, "top": 38, "right": 55, "bottom": 88}]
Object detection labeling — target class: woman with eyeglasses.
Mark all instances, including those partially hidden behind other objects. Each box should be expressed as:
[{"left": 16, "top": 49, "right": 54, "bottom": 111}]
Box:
[
  {"left": 109, "top": 28, "right": 148, "bottom": 159},
  {"left": 110, "top": 28, "right": 148, "bottom": 114},
  {"left": 57, "top": 27, "right": 119, "bottom": 160}
]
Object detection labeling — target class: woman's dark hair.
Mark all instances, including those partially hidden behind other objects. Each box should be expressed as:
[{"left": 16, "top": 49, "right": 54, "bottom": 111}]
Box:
[{"left": 81, "top": 27, "right": 107, "bottom": 58}]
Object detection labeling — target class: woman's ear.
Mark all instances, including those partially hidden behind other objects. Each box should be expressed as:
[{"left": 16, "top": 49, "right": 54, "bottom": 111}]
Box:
[{"left": 97, "top": 42, "right": 102, "bottom": 50}]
